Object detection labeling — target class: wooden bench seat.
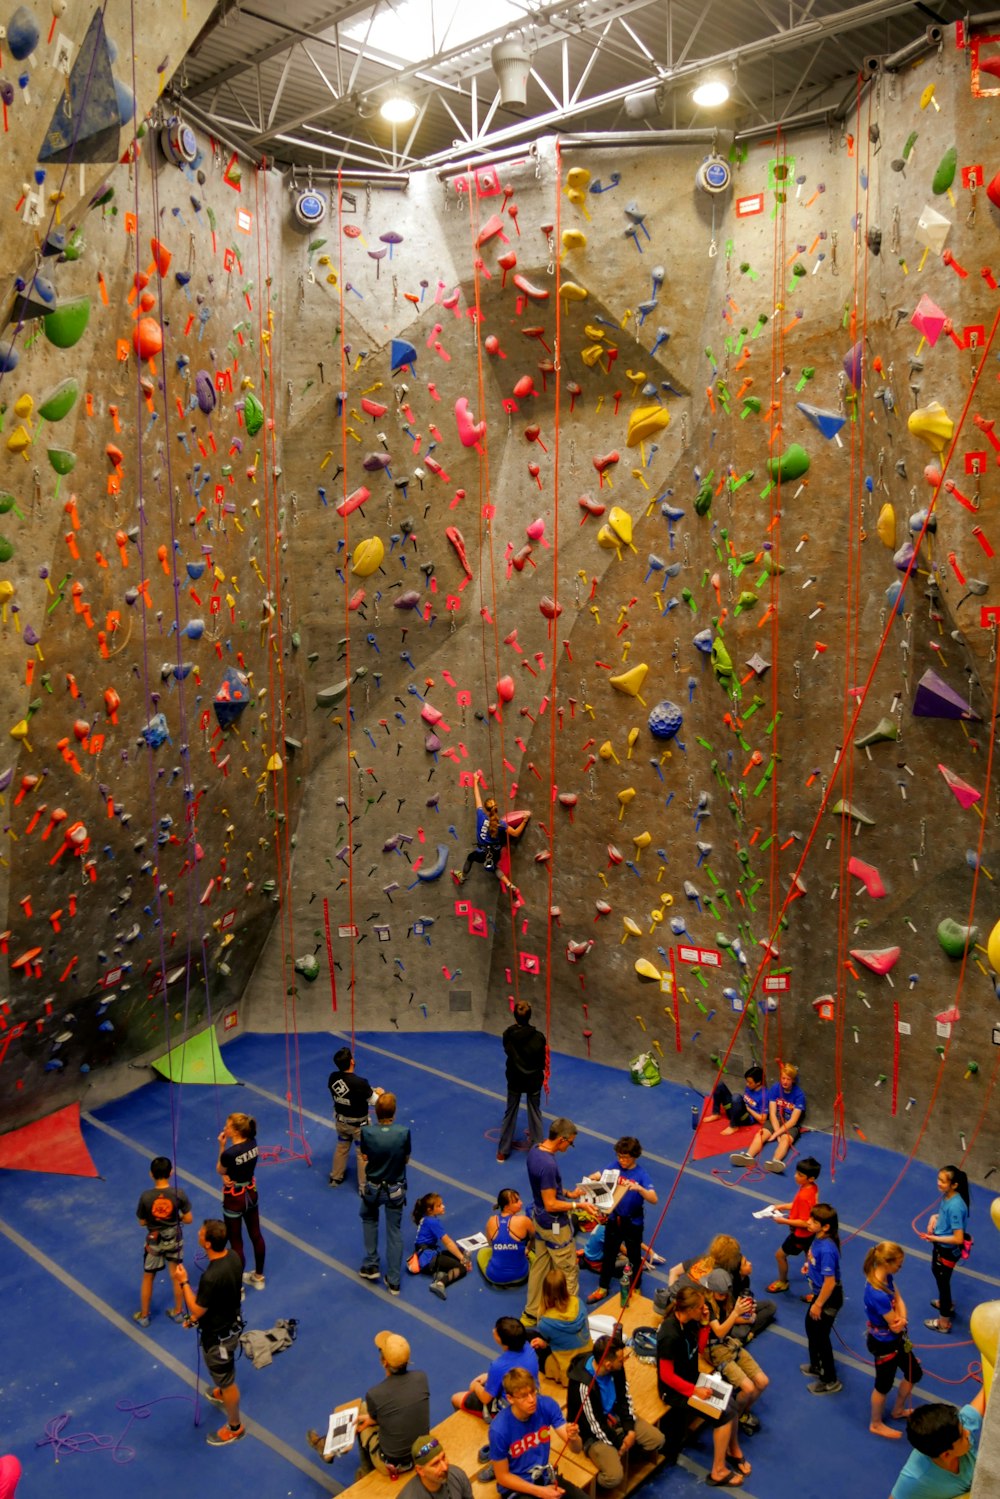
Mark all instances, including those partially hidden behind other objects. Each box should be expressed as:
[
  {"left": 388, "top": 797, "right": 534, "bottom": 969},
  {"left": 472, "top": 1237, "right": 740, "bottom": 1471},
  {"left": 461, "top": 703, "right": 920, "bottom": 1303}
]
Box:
[{"left": 336, "top": 1293, "right": 666, "bottom": 1499}]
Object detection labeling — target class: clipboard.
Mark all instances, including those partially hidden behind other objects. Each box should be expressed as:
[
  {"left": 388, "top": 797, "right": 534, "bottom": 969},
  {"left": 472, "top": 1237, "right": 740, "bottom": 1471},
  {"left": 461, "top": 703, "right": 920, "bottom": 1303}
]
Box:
[
  {"left": 687, "top": 1373, "right": 732, "bottom": 1420},
  {"left": 325, "top": 1403, "right": 360, "bottom": 1458}
]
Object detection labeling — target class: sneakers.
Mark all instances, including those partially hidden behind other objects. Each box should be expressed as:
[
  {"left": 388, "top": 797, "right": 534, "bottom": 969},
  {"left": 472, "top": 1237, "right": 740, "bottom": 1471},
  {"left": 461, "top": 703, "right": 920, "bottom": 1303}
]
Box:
[
  {"left": 799, "top": 1364, "right": 819, "bottom": 1376},
  {"left": 358, "top": 1266, "right": 381, "bottom": 1281},
  {"left": 207, "top": 1423, "right": 246, "bottom": 1445},
  {"left": 924, "top": 1319, "right": 952, "bottom": 1333},
  {"left": 384, "top": 1278, "right": 401, "bottom": 1296},
  {"left": 496, "top": 1153, "right": 509, "bottom": 1163},
  {"left": 166, "top": 1308, "right": 186, "bottom": 1323},
  {"left": 206, "top": 1386, "right": 227, "bottom": 1408},
  {"left": 478, "top": 1445, "right": 492, "bottom": 1463},
  {"left": 808, "top": 1380, "right": 842, "bottom": 1395},
  {"left": 132, "top": 1312, "right": 150, "bottom": 1327},
  {"left": 738, "top": 1412, "right": 761, "bottom": 1433},
  {"left": 730, "top": 1152, "right": 754, "bottom": 1168},
  {"left": 477, "top": 1465, "right": 495, "bottom": 1482},
  {"left": 762, "top": 1159, "right": 786, "bottom": 1174},
  {"left": 766, "top": 1281, "right": 789, "bottom": 1293},
  {"left": 243, "top": 1272, "right": 266, "bottom": 1290},
  {"left": 429, "top": 1277, "right": 447, "bottom": 1300},
  {"left": 586, "top": 1288, "right": 609, "bottom": 1304}
]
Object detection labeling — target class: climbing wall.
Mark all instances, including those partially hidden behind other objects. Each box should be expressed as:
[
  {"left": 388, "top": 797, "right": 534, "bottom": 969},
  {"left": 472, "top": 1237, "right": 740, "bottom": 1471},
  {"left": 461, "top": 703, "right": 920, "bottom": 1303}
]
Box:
[
  {"left": 0, "top": 0, "right": 298, "bottom": 1128},
  {"left": 258, "top": 27, "right": 1000, "bottom": 1177}
]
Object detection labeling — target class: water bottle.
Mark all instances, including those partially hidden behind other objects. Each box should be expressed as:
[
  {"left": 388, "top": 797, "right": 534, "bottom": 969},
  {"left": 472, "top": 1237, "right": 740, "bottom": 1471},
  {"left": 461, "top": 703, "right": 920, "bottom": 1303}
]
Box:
[{"left": 620, "top": 1262, "right": 632, "bottom": 1306}]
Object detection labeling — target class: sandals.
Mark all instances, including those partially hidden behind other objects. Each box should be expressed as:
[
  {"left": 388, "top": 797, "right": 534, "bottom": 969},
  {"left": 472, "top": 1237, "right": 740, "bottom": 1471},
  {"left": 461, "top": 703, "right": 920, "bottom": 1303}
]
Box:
[
  {"left": 766, "top": 1280, "right": 789, "bottom": 1293},
  {"left": 706, "top": 1471, "right": 743, "bottom": 1487}
]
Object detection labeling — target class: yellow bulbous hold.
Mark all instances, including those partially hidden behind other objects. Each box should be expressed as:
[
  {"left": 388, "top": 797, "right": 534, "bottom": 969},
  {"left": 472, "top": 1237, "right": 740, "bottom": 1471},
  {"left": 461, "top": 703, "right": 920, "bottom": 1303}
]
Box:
[
  {"left": 559, "top": 281, "right": 588, "bottom": 303},
  {"left": 608, "top": 506, "right": 633, "bottom": 546},
  {"left": 635, "top": 957, "right": 662, "bottom": 982},
  {"left": 626, "top": 405, "right": 670, "bottom": 447},
  {"left": 352, "top": 536, "right": 385, "bottom": 576},
  {"left": 561, "top": 229, "right": 587, "bottom": 251},
  {"left": 876, "top": 502, "right": 895, "bottom": 548},
  {"left": 987, "top": 916, "right": 1000, "bottom": 974},
  {"left": 908, "top": 401, "right": 954, "bottom": 456},
  {"left": 609, "top": 663, "right": 648, "bottom": 698},
  {"left": 13, "top": 393, "right": 33, "bottom": 419}
]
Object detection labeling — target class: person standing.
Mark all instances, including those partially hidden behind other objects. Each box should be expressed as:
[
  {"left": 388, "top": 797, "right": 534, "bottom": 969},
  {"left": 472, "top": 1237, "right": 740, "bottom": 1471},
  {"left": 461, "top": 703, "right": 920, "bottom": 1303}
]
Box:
[
  {"left": 921, "top": 1165, "right": 971, "bottom": 1334},
  {"left": 584, "top": 1136, "right": 657, "bottom": 1303},
  {"left": 133, "top": 1154, "right": 192, "bottom": 1326},
  {"left": 218, "top": 1113, "right": 266, "bottom": 1291},
  {"left": 497, "top": 1002, "right": 547, "bottom": 1162},
  {"left": 177, "top": 1219, "right": 245, "bottom": 1446},
  {"left": 400, "top": 1435, "right": 474, "bottom": 1499},
  {"left": 524, "top": 1118, "right": 584, "bottom": 1322},
  {"left": 800, "top": 1204, "right": 843, "bottom": 1395},
  {"left": 863, "top": 1241, "right": 923, "bottom": 1440},
  {"left": 359, "top": 1093, "right": 411, "bottom": 1295},
  {"left": 328, "top": 1045, "right": 382, "bottom": 1187}
]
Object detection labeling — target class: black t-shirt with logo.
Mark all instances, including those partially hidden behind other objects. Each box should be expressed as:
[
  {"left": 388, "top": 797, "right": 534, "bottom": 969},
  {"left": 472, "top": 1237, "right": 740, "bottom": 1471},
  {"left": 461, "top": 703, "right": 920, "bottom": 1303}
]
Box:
[{"left": 327, "top": 1068, "right": 373, "bottom": 1119}]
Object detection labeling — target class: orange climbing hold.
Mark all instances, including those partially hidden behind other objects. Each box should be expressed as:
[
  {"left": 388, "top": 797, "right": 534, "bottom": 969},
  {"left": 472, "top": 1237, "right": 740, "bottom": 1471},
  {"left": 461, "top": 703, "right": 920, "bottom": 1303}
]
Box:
[{"left": 133, "top": 317, "right": 163, "bottom": 361}]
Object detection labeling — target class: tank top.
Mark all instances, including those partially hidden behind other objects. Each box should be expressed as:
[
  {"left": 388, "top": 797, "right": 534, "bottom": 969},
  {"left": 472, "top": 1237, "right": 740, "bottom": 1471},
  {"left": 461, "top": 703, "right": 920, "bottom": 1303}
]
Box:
[{"left": 487, "top": 1213, "right": 529, "bottom": 1283}]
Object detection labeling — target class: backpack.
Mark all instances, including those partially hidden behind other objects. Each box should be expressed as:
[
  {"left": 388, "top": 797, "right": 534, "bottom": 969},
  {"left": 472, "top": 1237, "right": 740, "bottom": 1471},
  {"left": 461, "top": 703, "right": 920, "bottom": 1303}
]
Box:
[{"left": 629, "top": 1327, "right": 658, "bottom": 1363}]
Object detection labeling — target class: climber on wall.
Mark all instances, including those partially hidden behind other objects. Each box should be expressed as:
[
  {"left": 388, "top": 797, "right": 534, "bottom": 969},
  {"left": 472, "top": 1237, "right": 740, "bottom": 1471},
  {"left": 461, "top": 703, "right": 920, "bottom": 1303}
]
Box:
[{"left": 454, "top": 773, "right": 530, "bottom": 893}]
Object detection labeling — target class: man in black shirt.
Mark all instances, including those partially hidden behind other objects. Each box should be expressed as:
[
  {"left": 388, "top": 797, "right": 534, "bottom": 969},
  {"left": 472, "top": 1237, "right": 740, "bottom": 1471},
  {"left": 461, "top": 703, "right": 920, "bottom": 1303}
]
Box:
[
  {"left": 328, "top": 1045, "right": 383, "bottom": 1187},
  {"left": 497, "top": 1002, "right": 547, "bottom": 1161},
  {"left": 176, "top": 1219, "right": 244, "bottom": 1446}
]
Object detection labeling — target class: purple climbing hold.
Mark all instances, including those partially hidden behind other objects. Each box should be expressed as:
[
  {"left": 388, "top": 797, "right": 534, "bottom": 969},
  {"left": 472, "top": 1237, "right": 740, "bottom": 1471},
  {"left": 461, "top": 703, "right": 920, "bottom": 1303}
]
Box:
[
  {"left": 912, "top": 668, "right": 981, "bottom": 722},
  {"left": 842, "top": 340, "right": 863, "bottom": 391},
  {"left": 195, "top": 370, "right": 216, "bottom": 414}
]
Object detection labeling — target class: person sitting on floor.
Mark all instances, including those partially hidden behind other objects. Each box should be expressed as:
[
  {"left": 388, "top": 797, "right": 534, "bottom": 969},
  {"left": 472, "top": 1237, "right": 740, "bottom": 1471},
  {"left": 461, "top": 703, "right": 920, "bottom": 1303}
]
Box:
[
  {"left": 408, "top": 1193, "right": 471, "bottom": 1301},
  {"left": 704, "top": 1065, "right": 768, "bottom": 1135},
  {"left": 451, "top": 1315, "right": 540, "bottom": 1418},
  {"left": 479, "top": 1188, "right": 534, "bottom": 1286},
  {"left": 730, "top": 1063, "right": 806, "bottom": 1174},
  {"left": 567, "top": 1333, "right": 666, "bottom": 1489},
  {"left": 529, "top": 1267, "right": 592, "bottom": 1385},
  {"left": 889, "top": 1388, "right": 986, "bottom": 1499}
]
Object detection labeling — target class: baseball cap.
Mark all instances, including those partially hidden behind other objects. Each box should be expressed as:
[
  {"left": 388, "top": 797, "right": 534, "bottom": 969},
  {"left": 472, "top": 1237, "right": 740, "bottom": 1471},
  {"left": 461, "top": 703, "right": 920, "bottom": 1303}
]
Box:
[
  {"left": 412, "top": 1435, "right": 443, "bottom": 1466},
  {"left": 703, "top": 1270, "right": 731, "bottom": 1296},
  {"left": 375, "top": 1330, "right": 411, "bottom": 1369}
]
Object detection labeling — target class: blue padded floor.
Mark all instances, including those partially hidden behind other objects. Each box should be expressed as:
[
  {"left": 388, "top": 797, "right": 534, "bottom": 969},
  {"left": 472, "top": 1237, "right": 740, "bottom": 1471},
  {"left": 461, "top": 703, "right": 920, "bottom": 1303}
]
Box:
[{"left": 1, "top": 1029, "right": 996, "bottom": 1499}]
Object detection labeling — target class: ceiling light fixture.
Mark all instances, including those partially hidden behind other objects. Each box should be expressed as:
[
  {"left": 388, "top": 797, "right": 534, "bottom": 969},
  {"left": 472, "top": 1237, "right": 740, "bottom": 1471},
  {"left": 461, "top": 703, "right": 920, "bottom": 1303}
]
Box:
[
  {"left": 692, "top": 77, "right": 730, "bottom": 108},
  {"left": 380, "top": 94, "right": 417, "bottom": 125}
]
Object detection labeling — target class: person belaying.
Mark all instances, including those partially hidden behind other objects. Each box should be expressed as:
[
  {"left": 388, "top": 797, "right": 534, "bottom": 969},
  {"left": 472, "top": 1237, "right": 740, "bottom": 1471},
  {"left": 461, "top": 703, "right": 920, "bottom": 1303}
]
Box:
[{"left": 455, "top": 773, "right": 529, "bottom": 893}]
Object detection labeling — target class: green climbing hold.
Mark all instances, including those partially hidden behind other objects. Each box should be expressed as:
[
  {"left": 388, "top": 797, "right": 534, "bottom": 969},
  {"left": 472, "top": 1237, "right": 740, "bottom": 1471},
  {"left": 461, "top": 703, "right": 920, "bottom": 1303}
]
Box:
[
  {"left": 47, "top": 447, "right": 77, "bottom": 475},
  {"left": 932, "top": 146, "right": 957, "bottom": 197},
  {"left": 38, "top": 377, "right": 80, "bottom": 422},
  {"left": 0, "top": 493, "right": 17, "bottom": 514},
  {"left": 695, "top": 474, "right": 714, "bottom": 516},
  {"left": 855, "top": 716, "right": 899, "bottom": 748},
  {"left": 936, "top": 917, "right": 978, "bottom": 959},
  {"left": 316, "top": 679, "right": 350, "bottom": 708},
  {"left": 733, "top": 591, "right": 759, "bottom": 614},
  {"left": 0, "top": 535, "right": 13, "bottom": 563},
  {"left": 294, "top": 954, "right": 320, "bottom": 981},
  {"left": 43, "top": 296, "right": 91, "bottom": 349},
  {"left": 711, "top": 635, "right": 733, "bottom": 686},
  {"left": 830, "top": 798, "right": 875, "bottom": 826},
  {"left": 766, "top": 444, "right": 810, "bottom": 483},
  {"left": 244, "top": 391, "right": 264, "bottom": 436}
]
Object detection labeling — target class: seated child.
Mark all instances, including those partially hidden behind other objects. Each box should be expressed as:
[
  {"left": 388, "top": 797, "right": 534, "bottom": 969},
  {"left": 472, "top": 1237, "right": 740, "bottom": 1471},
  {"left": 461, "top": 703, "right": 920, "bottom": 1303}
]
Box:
[
  {"left": 408, "top": 1193, "right": 471, "bottom": 1300},
  {"left": 705, "top": 1065, "right": 768, "bottom": 1135},
  {"left": 731, "top": 1062, "right": 807, "bottom": 1173},
  {"left": 530, "top": 1268, "right": 593, "bottom": 1385},
  {"left": 452, "top": 1315, "right": 540, "bottom": 1417}
]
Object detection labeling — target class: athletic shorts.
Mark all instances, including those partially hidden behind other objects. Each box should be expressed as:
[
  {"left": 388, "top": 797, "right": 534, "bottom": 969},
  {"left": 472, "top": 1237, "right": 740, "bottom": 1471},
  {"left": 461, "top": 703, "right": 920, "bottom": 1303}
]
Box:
[
  {"left": 781, "top": 1232, "right": 814, "bottom": 1257},
  {"left": 708, "top": 1341, "right": 764, "bottom": 1388}
]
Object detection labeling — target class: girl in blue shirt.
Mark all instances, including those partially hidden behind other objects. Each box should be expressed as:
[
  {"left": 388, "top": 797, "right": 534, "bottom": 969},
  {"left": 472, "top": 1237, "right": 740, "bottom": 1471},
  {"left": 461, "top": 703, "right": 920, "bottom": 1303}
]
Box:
[
  {"left": 409, "top": 1193, "right": 470, "bottom": 1300},
  {"left": 801, "top": 1204, "right": 842, "bottom": 1394},
  {"left": 863, "top": 1241, "right": 923, "bottom": 1439},
  {"left": 922, "top": 1165, "right": 970, "bottom": 1333}
]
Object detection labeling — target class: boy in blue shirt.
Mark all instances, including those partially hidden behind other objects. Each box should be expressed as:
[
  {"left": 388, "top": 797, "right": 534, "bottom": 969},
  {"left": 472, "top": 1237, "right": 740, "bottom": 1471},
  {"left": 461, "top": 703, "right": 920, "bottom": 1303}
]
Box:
[
  {"left": 890, "top": 1390, "right": 985, "bottom": 1499},
  {"left": 584, "top": 1137, "right": 657, "bottom": 1304},
  {"left": 705, "top": 1064, "right": 768, "bottom": 1134},
  {"left": 732, "top": 1063, "right": 806, "bottom": 1173},
  {"left": 488, "top": 1368, "right": 589, "bottom": 1499},
  {"left": 452, "top": 1316, "right": 540, "bottom": 1418}
]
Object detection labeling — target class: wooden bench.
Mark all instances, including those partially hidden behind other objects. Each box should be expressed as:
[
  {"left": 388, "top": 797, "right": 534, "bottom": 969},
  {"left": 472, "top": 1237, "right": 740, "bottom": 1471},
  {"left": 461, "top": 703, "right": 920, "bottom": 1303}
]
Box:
[{"left": 336, "top": 1293, "right": 667, "bottom": 1499}]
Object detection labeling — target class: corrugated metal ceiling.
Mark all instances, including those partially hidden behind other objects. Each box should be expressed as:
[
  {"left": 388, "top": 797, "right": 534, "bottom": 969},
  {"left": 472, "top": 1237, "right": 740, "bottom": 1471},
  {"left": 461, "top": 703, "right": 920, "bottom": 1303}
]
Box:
[{"left": 176, "top": 0, "right": 968, "bottom": 173}]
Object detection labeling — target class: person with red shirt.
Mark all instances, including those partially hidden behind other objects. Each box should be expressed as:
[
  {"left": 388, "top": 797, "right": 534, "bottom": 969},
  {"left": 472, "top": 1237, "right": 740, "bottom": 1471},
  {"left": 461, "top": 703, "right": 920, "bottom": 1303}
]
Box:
[{"left": 764, "top": 1156, "right": 820, "bottom": 1293}]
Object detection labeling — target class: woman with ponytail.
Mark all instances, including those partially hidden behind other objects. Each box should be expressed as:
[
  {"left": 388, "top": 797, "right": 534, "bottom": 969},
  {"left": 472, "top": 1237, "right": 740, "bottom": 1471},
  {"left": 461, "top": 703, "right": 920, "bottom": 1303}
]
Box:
[
  {"left": 863, "top": 1242, "right": 922, "bottom": 1439},
  {"left": 921, "top": 1166, "right": 970, "bottom": 1334}
]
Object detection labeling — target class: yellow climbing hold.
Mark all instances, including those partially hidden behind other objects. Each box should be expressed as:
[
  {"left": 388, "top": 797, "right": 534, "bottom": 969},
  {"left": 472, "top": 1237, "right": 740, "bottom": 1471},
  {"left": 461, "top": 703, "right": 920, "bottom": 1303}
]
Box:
[
  {"left": 626, "top": 727, "right": 639, "bottom": 758},
  {"left": 598, "top": 740, "right": 619, "bottom": 763},
  {"left": 908, "top": 401, "right": 954, "bottom": 456},
  {"left": 876, "top": 502, "right": 896, "bottom": 548},
  {"left": 565, "top": 166, "right": 591, "bottom": 217},
  {"left": 351, "top": 535, "right": 385, "bottom": 576},
  {"left": 6, "top": 425, "right": 31, "bottom": 456},
  {"left": 620, "top": 915, "right": 642, "bottom": 943},
  {"left": 626, "top": 405, "right": 671, "bottom": 447},
  {"left": 561, "top": 229, "right": 587, "bottom": 251},
  {"left": 988, "top": 916, "right": 1000, "bottom": 974},
  {"left": 617, "top": 787, "right": 637, "bottom": 820},
  {"left": 580, "top": 344, "right": 605, "bottom": 367},
  {"left": 610, "top": 663, "right": 649, "bottom": 701},
  {"left": 266, "top": 752, "right": 283, "bottom": 772},
  {"left": 584, "top": 326, "right": 607, "bottom": 343},
  {"left": 608, "top": 506, "right": 633, "bottom": 547},
  {"left": 635, "top": 957, "right": 663, "bottom": 982},
  {"left": 9, "top": 718, "right": 31, "bottom": 750},
  {"left": 13, "top": 393, "right": 33, "bottom": 419},
  {"left": 559, "top": 281, "right": 588, "bottom": 304},
  {"left": 633, "top": 831, "right": 652, "bottom": 854}
]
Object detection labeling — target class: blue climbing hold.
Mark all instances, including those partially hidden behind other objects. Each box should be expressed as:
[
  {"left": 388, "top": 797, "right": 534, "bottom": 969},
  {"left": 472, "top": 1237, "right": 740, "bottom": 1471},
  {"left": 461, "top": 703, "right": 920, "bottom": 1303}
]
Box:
[{"left": 648, "top": 700, "right": 683, "bottom": 740}]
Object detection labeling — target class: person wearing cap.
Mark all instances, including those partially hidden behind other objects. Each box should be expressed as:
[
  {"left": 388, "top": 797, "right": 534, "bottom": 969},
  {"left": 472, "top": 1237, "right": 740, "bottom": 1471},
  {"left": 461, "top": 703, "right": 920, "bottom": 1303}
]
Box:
[
  {"left": 359, "top": 1332, "right": 430, "bottom": 1476},
  {"left": 400, "top": 1435, "right": 474, "bottom": 1499},
  {"left": 567, "top": 1334, "right": 665, "bottom": 1488},
  {"left": 524, "top": 1118, "right": 585, "bottom": 1322},
  {"left": 327, "top": 1045, "right": 383, "bottom": 1187},
  {"left": 359, "top": 1092, "right": 411, "bottom": 1294}
]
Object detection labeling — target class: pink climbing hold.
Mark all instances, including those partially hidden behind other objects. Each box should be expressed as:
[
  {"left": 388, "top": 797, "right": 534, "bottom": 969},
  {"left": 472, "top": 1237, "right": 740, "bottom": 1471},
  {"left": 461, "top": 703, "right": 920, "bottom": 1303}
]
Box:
[
  {"left": 476, "top": 213, "right": 507, "bottom": 248},
  {"left": 938, "top": 763, "right": 981, "bottom": 808},
  {"left": 513, "top": 273, "right": 549, "bottom": 301},
  {"left": 497, "top": 675, "right": 515, "bottom": 703},
  {"left": 337, "top": 486, "right": 370, "bottom": 517},
  {"left": 512, "top": 374, "right": 537, "bottom": 400},
  {"left": 454, "top": 396, "right": 486, "bottom": 449},
  {"left": 850, "top": 946, "right": 901, "bottom": 975},
  {"left": 445, "top": 525, "right": 473, "bottom": 578},
  {"left": 484, "top": 334, "right": 505, "bottom": 357},
  {"left": 848, "top": 857, "right": 886, "bottom": 898},
  {"left": 539, "top": 596, "right": 563, "bottom": 620},
  {"left": 361, "top": 397, "right": 388, "bottom": 419}
]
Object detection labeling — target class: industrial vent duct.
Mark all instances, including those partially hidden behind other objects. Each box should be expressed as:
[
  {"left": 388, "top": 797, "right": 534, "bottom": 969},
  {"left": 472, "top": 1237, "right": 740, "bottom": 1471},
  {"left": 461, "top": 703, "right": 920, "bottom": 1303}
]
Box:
[{"left": 491, "top": 35, "right": 532, "bottom": 110}]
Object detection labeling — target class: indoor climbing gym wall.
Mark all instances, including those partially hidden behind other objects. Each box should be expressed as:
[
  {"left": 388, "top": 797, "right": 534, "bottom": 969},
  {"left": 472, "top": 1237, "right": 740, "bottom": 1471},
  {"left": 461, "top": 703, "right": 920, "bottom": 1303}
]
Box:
[
  {"left": 256, "top": 26, "right": 1000, "bottom": 1178},
  {"left": 0, "top": 0, "right": 301, "bottom": 1130}
]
